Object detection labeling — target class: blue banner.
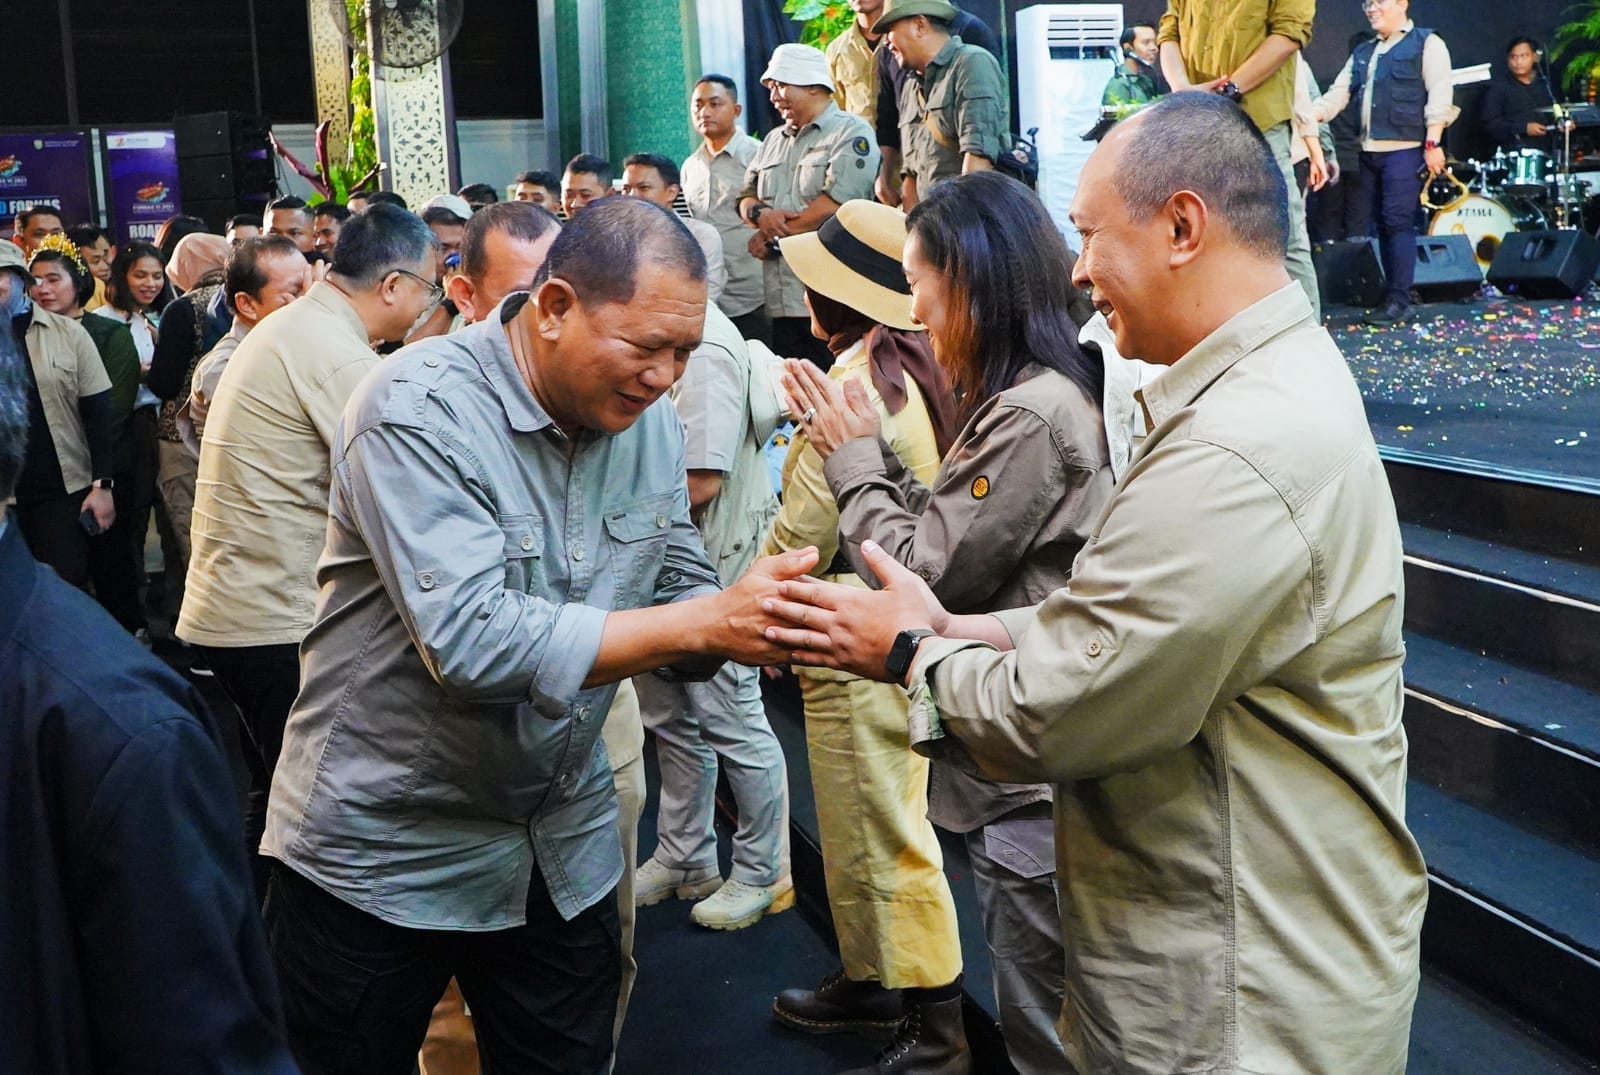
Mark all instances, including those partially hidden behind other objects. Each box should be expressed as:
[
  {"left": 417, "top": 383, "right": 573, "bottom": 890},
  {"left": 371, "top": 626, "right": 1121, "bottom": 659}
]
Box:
[
  {"left": 0, "top": 130, "right": 95, "bottom": 238},
  {"left": 103, "top": 129, "right": 184, "bottom": 246}
]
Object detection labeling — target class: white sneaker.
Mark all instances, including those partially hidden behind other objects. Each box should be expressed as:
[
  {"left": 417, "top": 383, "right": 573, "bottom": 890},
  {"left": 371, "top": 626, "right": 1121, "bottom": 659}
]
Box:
[
  {"left": 634, "top": 856, "right": 721, "bottom": 907},
  {"left": 690, "top": 876, "right": 795, "bottom": 931}
]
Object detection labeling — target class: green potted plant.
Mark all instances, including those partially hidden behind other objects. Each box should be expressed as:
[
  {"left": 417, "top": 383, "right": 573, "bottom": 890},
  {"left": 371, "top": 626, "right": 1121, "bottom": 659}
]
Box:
[
  {"left": 783, "top": 0, "right": 855, "bottom": 48},
  {"left": 1551, "top": 1, "right": 1600, "bottom": 98}
]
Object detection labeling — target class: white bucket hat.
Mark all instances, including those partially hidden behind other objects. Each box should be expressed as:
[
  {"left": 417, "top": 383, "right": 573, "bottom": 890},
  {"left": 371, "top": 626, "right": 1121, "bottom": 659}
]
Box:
[{"left": 761, "top": 43, "right": 835, "bottom": 92}]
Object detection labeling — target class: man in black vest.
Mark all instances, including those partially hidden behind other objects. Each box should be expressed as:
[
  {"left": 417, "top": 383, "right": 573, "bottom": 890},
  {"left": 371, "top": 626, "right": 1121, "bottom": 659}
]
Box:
[{"left": 1310, "top": 0, "right": 1456, "bottom": 324}]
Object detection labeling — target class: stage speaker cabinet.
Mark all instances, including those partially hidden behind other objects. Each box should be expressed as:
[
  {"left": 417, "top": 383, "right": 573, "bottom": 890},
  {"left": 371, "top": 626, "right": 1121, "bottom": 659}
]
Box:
[
  {"left": 1486, "top": 230, "right": 1600, "bottom": 300},
  {"left": 173, "top": 112, "right": 275, "bottom": 232},
  {"left": 1412, "top": 235, "right": 1482, "bottom": 302},
  {"left": 1313, "top": 237, "right": 1386, "bottom": 309}
]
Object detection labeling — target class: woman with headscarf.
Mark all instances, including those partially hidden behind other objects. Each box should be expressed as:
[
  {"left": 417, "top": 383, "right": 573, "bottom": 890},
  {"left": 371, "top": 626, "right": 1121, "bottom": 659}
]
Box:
[
  {"left": 760, "top": 199, "right": 973, "bottom": 1073},
  {"left": 145, "top": 230, "right": 232, "bottom": 626},
  {"left": 29, "top": 237, "right": 147, "bottom": 638},
  {"left": 783, "top": 171, "right": 1127, "bottom": 1074}
]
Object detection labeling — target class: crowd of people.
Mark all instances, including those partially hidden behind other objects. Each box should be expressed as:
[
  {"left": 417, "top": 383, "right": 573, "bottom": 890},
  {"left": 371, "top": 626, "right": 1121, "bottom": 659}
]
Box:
[{"left": 6, "top": 3, "right": 1439, "bottom": 1074}]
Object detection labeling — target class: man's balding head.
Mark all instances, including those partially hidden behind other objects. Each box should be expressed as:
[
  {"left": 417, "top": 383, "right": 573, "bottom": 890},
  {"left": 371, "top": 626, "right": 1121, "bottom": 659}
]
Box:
[
  {"left": 534, "top": 196, "right": 705, "bottom": 308},
  {"left": 448, "top": 201, "right": 563, "bottom": 323}
]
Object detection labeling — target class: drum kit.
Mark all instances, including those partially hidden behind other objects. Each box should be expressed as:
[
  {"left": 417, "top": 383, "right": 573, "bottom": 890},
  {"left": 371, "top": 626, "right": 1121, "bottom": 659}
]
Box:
[{"left": 1424, "top": 103, "right": 1600, "bottom": 270}]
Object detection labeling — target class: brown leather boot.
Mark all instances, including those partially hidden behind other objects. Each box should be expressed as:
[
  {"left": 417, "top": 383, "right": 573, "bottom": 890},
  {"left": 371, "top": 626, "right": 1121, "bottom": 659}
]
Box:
[
  {"left": 838, "top": 992, "right": 971, "bottom": 1075},
  {"left": 773, "top": 968, "right": 904, "bottom": 1038}
]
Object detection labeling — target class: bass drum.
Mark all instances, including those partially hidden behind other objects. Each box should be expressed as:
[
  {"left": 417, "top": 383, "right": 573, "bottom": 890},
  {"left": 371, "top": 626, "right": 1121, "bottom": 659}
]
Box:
[{"left": 1428, "top": 194, "right": 1546, "bottom": 269}]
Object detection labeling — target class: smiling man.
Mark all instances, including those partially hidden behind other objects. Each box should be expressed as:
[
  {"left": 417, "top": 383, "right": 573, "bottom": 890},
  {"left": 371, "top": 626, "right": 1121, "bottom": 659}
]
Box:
[
  {"left": 260, "top": 195, "right": 816, "bottom": 1073},
  {"left": 763, "top": 93, "right": 1427, "bottom": 1074}
]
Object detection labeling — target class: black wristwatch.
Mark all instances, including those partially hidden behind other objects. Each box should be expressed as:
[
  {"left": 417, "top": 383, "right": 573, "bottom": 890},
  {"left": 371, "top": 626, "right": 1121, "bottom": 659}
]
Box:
[
  {"left": 91, "top": 477, "right": 114, "bottom": 491},
  {"left": 1217, "top": 79, "right": 1243, "bottom": 103},
  {"left": 745, "top": 200, "right": 769, "bottom": 226},
  {"left": 886, "top": 628, "right": 937, "bottom": 682}
]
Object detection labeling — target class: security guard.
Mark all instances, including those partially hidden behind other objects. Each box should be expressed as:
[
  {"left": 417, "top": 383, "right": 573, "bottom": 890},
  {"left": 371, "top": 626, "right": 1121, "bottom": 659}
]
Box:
[
  {"left": 876, "top": 0, "right": 1010, "bottom": 210},
  {"left": 739, "top": 43, "right": 880, "bottom": 368}
]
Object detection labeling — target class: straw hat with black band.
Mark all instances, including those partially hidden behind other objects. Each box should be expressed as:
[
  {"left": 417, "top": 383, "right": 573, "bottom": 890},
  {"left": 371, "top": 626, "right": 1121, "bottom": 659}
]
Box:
[{"left": 777, "top": 200, "right": 921, "bottom": 331}]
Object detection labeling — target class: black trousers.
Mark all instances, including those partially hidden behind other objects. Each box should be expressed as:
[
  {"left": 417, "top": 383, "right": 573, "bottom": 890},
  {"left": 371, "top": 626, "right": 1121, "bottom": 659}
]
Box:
[
  {"left": 770, "top": 316, "right": 836, "bottom": 372},
  {"left": 197, "top": 642, "right": 301, "bottom": 900},
  {"left": 15, "top": 489, "right": 93, "bottom": 588},
  {"left": 265, "top": 862, "right": 620, "bottom": 1075},
  {"left": 729, "top": 305, "right": 772, "bottom": 349},
  {"left": 86, "top": 471, "right": 146, "bottom": 632}
]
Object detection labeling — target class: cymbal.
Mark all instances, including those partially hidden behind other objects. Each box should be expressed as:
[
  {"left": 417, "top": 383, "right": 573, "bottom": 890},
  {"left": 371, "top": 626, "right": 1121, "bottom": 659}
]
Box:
[{"left": 1534, "top": 104, "right": 1582, "bottom": 116}]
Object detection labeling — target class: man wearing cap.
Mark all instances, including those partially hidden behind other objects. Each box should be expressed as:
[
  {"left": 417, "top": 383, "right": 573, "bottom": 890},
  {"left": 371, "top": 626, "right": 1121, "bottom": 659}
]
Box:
[
  {"left": 877, "top": 0, "right": 1010, "bottom": 210},
  {"left": 739, "top": 43, "right": 880, "bottom": 369}
]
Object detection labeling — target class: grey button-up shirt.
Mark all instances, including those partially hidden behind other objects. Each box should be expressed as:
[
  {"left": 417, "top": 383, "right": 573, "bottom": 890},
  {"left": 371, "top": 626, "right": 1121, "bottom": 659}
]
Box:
[
  {"left": 262, "top": 294, "right": 723, "bottom": 929},
  {"left": 683, "top": 132, "right": 765, "bottom": 319}
]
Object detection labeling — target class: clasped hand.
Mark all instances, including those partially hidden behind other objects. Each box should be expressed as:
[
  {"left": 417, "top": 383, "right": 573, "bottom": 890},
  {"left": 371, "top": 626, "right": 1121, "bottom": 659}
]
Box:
[{"left": 781, "top": 358, "right": 880, "bottom": 460}]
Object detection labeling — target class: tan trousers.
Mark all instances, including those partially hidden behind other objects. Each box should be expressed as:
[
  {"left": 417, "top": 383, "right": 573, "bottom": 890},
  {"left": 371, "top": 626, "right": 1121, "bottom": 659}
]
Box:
[{"left": 798, "top": 656, "right": 962, "bottom": 989}]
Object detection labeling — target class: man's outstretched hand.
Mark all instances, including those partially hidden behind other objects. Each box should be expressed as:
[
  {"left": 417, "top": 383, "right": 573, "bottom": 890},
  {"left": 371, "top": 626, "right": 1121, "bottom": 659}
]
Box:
[
  {"left": 761, "top": 541, "right": 949, "bottom": 682},
  {"left": 709, "top": 546, "right": 822, "bottom": 666}
]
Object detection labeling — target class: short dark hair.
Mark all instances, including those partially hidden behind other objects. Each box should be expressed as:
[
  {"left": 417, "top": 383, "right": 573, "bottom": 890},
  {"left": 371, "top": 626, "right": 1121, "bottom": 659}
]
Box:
[
  {"left": 226, "top": 213, "right": 261, "bottom": 231},
  {"left": 365, "top": 190, "right": 409, "bottom": 211},
  {"left": 15, "top": 205, "right": 64, "bottom": 232},
  {"left": 266, "top": 195, "right": 310, "bottom": 213},
  {"left": 421, "top": 206, "right": 468, "bottom": 228},
  {"left": 907, "top": 171, "right": 1103, "bottom": 419},
  {"left": 0, "top": 324, "right": 28, "bottom": 501},
  {"left": 67, "top": 224, "right": 109, "bottom": 248},
  {"left": 106, "top": 241, "right": 165, "bottom": 312},
  {"left": 328, "top": 203, "right": 436, "bottom": 287},
  {"left": 461, "top": 201, "right": 561, "bottom": 281},
  {"left": 28, "top": 248, "right": 95, "bottom": 309},
  {"left": 225, "top": 235, "right": 303, "bottom": 310},
  {"left": 313, "top": 202, "right": 352, "bottom": 223},
  {"left": 1113, "top": 92, "right": 1288, "bottom": 261},
  {"left": 564, "top": 154, "right": 613, "bottom": 188},
  {"left": 1119, "top": 24, "right": 1153, "bottom": 49},
  {"left": 154, "top": 215, "right": 208, "bottom": 265},
  {"left": 458, "top": 182, "right": 499, "bottom": 206},
  {"left": 623, "top": 153, "right": 681, "bottom": 190},
  {"left": 1506, "top": 36, "right": 1539, "bottom": 56},
  {"left": 514, "top": 169, "right": 560, "bottom": 190},
  {"left": 534, "top": 197, "right": 703, "bottom": 308},
  {"left": 696, "top": 73, "right": 738, "bottom": 101}
]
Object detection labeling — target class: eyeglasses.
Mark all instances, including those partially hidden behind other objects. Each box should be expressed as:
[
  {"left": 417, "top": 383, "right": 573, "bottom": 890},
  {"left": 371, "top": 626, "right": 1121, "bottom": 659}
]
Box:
[{"left": 389, "top": 267, "right": 444, "bottom": 306}]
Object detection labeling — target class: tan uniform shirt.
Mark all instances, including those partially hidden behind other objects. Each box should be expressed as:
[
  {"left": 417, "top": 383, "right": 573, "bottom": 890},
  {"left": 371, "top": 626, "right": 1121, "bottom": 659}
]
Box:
[
  {"left": 911, "top": 286, "right": 1427, "bottom": 1073},
  {"left": 1158, "top": 0, "right": 1314, "bottom": 132},
  {"left": 827, "top": 23, "right": 881, "bottom": 125},
  {"left": 179, "top": 282, "right": 380, "bottom": 647},
  {"left": 681, "top": 215, "right": 728, "bottom": 308},
  {"left": 740, "top": 104, "right": 880, "bottom": 319},
  {"left": 21, "top": 306, "right": 111, "bottom": 494},
  {"left": 682, "top": 133, "right": 765, "bottom": 319}
]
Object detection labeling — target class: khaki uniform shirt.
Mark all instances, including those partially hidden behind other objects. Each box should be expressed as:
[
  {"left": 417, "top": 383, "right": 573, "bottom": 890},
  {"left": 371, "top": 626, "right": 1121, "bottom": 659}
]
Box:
[
  {"left": 823, "top": 364, "right": 1117, "bottom": 832},
  {"left": 21, "top": 306, "right": 111, "bottom": 494},
  {"left": 899, "top": 37, "right": 1010, "bottom": 190},
  {"left": 179, "top": 282, "right": 380, "bottom": 648},
  {"left": 740, "top": 104, "right": 880, "bottom": 319},
  {"left": 827, "top": 23, "right": 881, "bottom": 125},
  {"left": 1158, "top": 0, "right": 1314, "bottom": 132},
  {"left": 910, "top": 286, "right": 1427, "bottom": 1073},
  {"left": 681, "top": 215, "right": 728, "bottom": 308},
  {"left": 670, "top": 305, "right": 778, "bottom": 584},
  {"left": 683, "top": 133, "right": 764, "bottom": 319}
]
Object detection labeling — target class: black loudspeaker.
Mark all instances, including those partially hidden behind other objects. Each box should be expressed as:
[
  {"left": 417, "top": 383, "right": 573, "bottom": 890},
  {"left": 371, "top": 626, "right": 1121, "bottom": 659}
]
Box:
[
  {"left": 1412, "top": 234, "right": 1483, "bottom": 302},
  {"left": 1487, "top": 229, "right": 1600, "bottom": 299},
  {"left": 173, "top": 112, "right": 275, "bottom": 232},
  {"left": 1313, "top": 238, "right": 1387, "bottom": 308}
]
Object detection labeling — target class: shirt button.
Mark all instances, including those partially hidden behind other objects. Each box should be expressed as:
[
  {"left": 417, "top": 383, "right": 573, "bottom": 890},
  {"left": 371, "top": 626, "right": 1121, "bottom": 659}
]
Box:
[
  {"left": 424, "top": 357, "right": 439, "bottom": 367},
  {"left": 419, "top": 572, "right": 436, "bottom": 590},
  {"left": 918, "top": 566, "right": 935, "bottom": 581},
  {"left": 1085, "top": 640, "right": 1103, "bottom": 658},
  {"left": 520, "top": 534, "right": 534, "bottom": 551},
  {"left": 655, "top": 514, "right": 667, "bottom": 528},
  {"left": 572, "top": 547, "right": 585, "bottom": 562}
]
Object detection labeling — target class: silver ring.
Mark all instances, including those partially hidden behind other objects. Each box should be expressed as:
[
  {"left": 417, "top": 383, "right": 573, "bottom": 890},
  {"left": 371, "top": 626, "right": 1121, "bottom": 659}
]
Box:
[{"left": 801, "top": 407, "right": 816, "bottom": 423}]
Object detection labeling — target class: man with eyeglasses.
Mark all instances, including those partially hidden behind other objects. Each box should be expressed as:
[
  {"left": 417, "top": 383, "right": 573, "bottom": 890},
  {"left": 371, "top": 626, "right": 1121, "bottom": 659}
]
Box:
[
  {"left": 1307, "top": 0, "right": 1455, "bottom": 325},
  {"left": 178, "top": 204, "right": 440, "bottom": 895}
]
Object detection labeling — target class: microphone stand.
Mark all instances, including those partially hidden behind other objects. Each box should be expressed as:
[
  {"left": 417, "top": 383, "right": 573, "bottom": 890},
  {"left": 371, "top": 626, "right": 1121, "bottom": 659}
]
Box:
[{"left": 1538, "top": 55, "right": 1575, "bottom": 227}]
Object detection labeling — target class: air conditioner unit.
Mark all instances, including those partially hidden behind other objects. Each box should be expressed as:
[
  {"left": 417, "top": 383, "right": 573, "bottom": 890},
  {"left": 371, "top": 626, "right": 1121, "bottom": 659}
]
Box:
[{"left": 1016, "top": 4, "right": 1122, "bottom": 249}]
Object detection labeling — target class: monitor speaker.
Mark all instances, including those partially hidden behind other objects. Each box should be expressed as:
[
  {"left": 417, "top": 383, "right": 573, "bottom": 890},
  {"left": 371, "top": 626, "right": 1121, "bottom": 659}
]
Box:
[
  {"left": 1412, "top": 234, "right": 1482, "bottom": 302},
  {"left": 1313, "top": 238, "right": 1387, "bottom": 308},
  {"left": 1486, "top": 229, "right": 1600, "bottom": 300}
]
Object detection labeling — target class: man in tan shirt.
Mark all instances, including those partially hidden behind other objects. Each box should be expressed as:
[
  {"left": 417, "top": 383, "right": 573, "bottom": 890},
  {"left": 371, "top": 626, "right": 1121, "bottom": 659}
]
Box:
[
  {"left": 827, "top": 0, "right": 886, "bottom": 124},
  {"left": 179, "top": 203, "right": 440, "bottom": 895},
  {"left": 763, "top": 94, "right": 1428, "bottom": 1074}
]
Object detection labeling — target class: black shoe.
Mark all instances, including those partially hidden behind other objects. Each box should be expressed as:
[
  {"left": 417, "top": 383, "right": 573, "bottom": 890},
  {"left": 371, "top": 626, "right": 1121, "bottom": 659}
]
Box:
[
  {"left": 774, "top": 969, "right": 903, "bottom": 1038},
  {"left": 838, "top": 992, "right": 971, "bottom": 1075},
  {"left": 1363, "top": 299, "right": 1409, "bottom": 325}
]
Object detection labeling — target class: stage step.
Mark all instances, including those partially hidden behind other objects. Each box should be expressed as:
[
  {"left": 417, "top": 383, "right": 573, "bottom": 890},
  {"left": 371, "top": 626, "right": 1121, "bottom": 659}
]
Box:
[{"left": 1408, "top": 779, "right": 1600, "bottom": 1058}]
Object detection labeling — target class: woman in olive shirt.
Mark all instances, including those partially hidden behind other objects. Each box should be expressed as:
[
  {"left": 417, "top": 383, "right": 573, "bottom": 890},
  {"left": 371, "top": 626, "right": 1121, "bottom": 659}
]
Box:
[
  {"left": 29, "top": 242, "right": 147, "bottom": 635},
  {"left": 786, "top": 172, "right": 1121, "bottom": 1075}
]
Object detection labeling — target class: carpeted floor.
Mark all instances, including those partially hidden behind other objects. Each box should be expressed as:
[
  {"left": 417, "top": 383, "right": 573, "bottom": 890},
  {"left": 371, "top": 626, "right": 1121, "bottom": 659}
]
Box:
[{"left": 1328, "top": 296, "right": 1600, "bottom": 482}]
